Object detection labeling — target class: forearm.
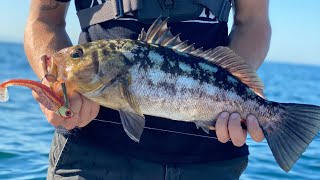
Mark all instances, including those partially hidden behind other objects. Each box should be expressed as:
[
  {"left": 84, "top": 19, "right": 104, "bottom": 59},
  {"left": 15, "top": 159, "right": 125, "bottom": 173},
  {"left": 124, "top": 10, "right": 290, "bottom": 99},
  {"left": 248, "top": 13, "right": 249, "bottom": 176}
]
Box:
[
  {"left": 228, "top": 20, "right": 271, "bottom": 70},
  {"left": 228, "top": 0, "right": 271, "bottom": 71},
  {"left": 24, "top": 23, "right": 71, "bottom": 79},
  {"left": 24, "top": 0, "right": 71, "bottom": 79}
]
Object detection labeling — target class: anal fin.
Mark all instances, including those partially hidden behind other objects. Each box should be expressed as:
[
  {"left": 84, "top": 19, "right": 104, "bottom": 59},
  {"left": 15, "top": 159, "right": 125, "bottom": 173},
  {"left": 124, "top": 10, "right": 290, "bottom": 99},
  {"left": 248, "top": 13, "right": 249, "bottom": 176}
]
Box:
[{"left": 194, "top": 121, "right": 214, "bottom": 134}]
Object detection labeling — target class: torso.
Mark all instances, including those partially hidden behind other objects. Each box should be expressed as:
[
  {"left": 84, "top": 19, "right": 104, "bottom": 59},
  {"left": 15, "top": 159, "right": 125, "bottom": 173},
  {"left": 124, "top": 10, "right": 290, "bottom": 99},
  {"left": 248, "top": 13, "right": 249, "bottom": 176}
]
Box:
[{"left": 58, "top": 0, "right": 250, "bottom": 164}]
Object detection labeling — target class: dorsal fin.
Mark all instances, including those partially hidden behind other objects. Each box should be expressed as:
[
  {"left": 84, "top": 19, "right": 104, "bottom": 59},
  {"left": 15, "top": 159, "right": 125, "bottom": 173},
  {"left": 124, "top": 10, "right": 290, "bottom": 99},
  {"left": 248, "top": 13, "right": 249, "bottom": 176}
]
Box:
[
  {"left": 138, "top": 17, "right": 264, "bottom": 97},
  {"left": 138, "top": 17, "right": 194, "bottom": 53},
  {"left": 201, "top": 47, "right": 264, "bottom": 97}
]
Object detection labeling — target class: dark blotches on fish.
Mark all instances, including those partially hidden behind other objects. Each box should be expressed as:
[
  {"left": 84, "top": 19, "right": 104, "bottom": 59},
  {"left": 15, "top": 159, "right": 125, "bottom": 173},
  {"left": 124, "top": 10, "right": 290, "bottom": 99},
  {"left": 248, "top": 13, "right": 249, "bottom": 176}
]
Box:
[
  {"left": 102, "top": 48, "right": 109, "bottom": 57},
  {"left": 81, "top": 43, "right": 91, "bottom": 50},
  {"left": 91, "top": 50, "right": 100, "bottom": 74},
  {"left": 109, "top": 43, "right": 116, "bottom": 51},
  {"left": 157, "top": 81, "right": 177, "bottom": 96}
]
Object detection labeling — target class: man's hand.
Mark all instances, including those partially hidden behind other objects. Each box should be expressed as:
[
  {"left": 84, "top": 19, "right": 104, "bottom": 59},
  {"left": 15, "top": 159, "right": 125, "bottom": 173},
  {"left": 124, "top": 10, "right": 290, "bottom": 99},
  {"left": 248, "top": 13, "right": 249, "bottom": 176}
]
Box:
[
  {"left": 25, "top": 1, "right": 100, "bottom": 130},
  {"left": 221, "top": 0, "right": 270, "bottom": 146},
  {"left": 33, "top": 87, "right": 100, "bottom": 130},
  {"left": 216, "top": 112, "right": 264, "bottom": 147}
]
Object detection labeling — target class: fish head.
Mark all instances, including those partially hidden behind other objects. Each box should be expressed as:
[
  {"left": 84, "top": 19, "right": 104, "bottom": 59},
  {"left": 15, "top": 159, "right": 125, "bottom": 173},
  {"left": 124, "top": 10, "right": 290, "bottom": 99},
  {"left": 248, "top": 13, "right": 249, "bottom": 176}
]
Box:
[{"left": 48, "top": 40, "right": 133, "bottom": 93}]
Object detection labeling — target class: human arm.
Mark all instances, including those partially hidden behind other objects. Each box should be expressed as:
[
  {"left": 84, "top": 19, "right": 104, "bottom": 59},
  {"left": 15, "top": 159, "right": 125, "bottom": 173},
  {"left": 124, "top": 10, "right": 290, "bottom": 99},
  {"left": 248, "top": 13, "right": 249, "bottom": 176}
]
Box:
[
  {"left": 24, "top": 0, "right": 99, "bottom": 129},
  {"left": 25, "top": 0, "right": 72, "bottom": 79},
  {"left": 229, "top": 0, "right": 271, "bottom": 70},
  {"left": 216, "top": 0, "right": 271, "bottom": 146}
]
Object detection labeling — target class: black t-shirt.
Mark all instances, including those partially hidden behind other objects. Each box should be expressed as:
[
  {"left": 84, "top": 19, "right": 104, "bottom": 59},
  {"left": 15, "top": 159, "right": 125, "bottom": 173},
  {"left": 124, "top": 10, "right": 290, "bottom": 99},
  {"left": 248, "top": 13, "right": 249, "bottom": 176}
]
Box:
[{"left": 56, "top": 0, "right": 249, "bottom": 164}]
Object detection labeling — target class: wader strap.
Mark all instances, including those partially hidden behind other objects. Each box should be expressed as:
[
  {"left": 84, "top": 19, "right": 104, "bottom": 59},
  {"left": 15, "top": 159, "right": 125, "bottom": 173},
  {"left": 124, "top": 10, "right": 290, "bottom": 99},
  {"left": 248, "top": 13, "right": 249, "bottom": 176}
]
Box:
[
  {"left": 195, "top": 0, "right": 231, "bottom": 22},
  {"left": 77, "top": 0, "right": 143, "bottom": 29}
]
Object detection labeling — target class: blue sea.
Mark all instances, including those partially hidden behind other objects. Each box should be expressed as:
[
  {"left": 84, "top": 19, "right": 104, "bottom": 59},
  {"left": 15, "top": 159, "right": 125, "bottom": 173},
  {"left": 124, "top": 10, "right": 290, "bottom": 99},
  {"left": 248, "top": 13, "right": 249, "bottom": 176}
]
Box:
[{"left": 0, "top": 42, "right": 319, "bottom": 179}]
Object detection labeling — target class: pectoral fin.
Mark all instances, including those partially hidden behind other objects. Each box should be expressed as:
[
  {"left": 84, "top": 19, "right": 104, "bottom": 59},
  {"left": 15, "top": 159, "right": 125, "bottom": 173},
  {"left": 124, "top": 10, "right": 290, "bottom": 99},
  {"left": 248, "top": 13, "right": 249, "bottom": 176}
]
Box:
[
  {"left": 119, "top": 77, "right": 143, "bottom": 116},
  {"left": 119, "top": 109, "right": 145, "bottom": 142},
  {"left": 119, "top": 77, "right": 145, "bottom": 142}
]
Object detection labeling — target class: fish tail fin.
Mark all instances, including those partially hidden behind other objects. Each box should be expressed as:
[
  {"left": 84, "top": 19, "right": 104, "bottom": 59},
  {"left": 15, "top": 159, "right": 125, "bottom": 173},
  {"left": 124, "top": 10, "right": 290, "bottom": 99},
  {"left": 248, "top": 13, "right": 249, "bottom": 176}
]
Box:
[
  {"left": 0, "top": 86, "right": 9, "bottom": 102},
  {"left": 264, "top": 103, "right": 320, "bottom": 172}
]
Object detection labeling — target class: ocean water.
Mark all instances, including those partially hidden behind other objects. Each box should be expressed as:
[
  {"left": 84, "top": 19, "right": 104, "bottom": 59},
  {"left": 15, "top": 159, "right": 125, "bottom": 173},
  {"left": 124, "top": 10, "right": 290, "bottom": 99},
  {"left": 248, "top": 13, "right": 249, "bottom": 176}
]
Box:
[{"left": 0, "top": 42, "right": 319, "bottom": 179}]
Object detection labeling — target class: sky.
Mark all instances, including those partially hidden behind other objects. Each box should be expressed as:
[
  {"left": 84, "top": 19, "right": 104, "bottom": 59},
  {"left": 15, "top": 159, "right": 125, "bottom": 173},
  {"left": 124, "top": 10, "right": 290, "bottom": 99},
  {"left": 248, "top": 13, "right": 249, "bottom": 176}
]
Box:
[{"left": 0, "top": 0, "right": 319, "bottom": 65}]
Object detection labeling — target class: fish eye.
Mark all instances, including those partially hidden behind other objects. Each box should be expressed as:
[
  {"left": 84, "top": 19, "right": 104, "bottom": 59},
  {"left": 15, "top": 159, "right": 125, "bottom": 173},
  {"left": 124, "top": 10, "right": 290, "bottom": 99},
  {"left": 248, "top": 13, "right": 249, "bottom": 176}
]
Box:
[{"left": 71, "top": 48, "right": 84, "bottom": 58}]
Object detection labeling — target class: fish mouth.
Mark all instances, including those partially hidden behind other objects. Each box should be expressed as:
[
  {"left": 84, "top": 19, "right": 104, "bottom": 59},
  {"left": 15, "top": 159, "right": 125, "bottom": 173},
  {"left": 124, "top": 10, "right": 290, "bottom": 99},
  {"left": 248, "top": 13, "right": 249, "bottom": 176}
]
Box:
[
  {"left": 52, "top": 51, "right": 69, "bottom": 82},
  {"left": 41, "top": 51, "right": 67, "bottom": 83},
  {"left": 41, "top": 55, "right": 57, "bottom": 82}
]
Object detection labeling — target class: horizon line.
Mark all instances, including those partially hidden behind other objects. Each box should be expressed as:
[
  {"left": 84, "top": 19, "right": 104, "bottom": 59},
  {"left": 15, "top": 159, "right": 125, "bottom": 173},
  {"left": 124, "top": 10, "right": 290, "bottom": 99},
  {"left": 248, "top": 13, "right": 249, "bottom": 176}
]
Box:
[{"left": 0, "top": 40, "right": 318, "bottom": 67}]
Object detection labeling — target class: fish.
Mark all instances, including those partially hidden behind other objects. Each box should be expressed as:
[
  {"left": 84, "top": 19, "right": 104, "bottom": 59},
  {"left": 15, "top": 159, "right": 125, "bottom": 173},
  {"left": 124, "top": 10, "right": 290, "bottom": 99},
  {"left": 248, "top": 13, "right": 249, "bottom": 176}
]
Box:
[
  {"left": 0, "top": 79, "right": 73, "bottom": 118},
  {"left": 43, "top": 17, "right": 320, "bottom": 172}
]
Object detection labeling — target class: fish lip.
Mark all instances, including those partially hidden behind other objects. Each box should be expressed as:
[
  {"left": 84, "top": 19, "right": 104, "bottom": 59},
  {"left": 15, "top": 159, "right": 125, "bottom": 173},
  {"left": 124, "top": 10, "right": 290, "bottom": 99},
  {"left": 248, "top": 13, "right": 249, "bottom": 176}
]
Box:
[
  {"left": 49, "top": 55, "right": 58, "bottom": 78},
  {"left": 41, "top": 55, "right": 57, "bottom": 82},
  {"left": 50, "top": 51, "right": 68, "bottom": 82}
]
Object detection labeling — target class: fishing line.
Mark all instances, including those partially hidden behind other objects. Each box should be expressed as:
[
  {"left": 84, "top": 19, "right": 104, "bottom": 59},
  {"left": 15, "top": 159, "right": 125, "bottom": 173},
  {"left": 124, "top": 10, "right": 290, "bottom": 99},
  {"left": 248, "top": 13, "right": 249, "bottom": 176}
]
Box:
[{"left": 93, "top": 118, "right": 231, "bottom": 141}]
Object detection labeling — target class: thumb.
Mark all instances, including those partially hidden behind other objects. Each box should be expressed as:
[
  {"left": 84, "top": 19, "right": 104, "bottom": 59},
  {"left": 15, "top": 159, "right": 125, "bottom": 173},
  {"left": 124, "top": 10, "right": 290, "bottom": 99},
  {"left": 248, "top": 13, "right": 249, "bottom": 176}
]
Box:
[{"left": 32, "top": 90, "right": 41, "bottom": 103}]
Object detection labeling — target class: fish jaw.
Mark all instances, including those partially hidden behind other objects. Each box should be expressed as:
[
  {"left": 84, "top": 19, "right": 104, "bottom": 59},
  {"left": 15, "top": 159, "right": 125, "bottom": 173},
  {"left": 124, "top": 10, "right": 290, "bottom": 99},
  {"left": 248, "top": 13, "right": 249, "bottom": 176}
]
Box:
[
  {"left": 41, "top": 52, "right": 68, "bottom": 86},
  {"left": 50, "top": 50, "right": 69, "bottom": 82}
]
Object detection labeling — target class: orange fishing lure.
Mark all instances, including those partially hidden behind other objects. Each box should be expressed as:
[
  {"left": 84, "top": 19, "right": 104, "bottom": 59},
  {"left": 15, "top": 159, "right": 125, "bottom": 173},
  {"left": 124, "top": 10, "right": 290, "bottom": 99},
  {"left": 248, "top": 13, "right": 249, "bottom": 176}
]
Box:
[{"left": 0, "top": 79, "right": 73, "bottom": 118}]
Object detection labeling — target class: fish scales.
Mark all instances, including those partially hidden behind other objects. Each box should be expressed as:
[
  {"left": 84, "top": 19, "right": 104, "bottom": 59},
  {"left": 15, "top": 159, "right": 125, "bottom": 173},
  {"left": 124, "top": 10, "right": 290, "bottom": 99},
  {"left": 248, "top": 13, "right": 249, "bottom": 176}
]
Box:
[
  {"left": 115, "top": 40, "right": 267, "bottom": 121},
  {"left": 43, "top": 17, "right": 320, "bottom": 172},
  {"left": 78, "top": 39, "right": 278, "bottom": 125}
]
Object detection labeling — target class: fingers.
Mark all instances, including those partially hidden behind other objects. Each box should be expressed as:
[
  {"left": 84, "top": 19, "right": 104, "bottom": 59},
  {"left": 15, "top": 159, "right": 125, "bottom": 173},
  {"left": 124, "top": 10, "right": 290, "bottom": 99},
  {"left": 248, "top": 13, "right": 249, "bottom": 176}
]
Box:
[
  {"left": 216, "top": 112, "right": 247, "bottom": 147},
  {"left": 37, "top": 92, "right": 77, "bottom": 130},
  {"left": 247, "top": 115, "right": 264, "bottom": 142},
  {"left": 228, "top": 113, "right": 247, "bottom": 147},
  {"left": 215, "top": 112, "right": 265, "bottom": 146},
  {"left": 77, "top": 95, "right": 100, "bottom": 128},
  {"left": 33, "top": 86, "right": 72, "bottom": 128},
  {"left": 216, "top": 112, "right": 230, "bottom": 143},
  {"left": 59, "top": 92, "right": 84, "bottom": 130},
  {"left": 39, "top": 104, "right": 65, "bottom": 127},
  {"left": 61, "top": 94, "right": 98, "bottom": 129},
  {"left": 37, "top": 91, "right": 98, "bottom": 130}
]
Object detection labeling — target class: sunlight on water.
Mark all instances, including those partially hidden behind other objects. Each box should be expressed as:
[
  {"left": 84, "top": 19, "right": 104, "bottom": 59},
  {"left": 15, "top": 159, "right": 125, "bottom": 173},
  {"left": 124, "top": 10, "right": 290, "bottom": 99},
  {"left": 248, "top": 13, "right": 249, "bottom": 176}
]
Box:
[{"left": 0, "top": 42, "right": 319, "bottom": 179}]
